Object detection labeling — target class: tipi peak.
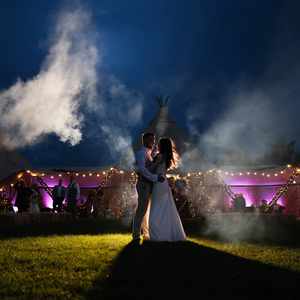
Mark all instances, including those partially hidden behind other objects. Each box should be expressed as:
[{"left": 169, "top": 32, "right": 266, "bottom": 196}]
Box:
[{"left": 156, "top": 95, "right": 170, "bottom": 107}]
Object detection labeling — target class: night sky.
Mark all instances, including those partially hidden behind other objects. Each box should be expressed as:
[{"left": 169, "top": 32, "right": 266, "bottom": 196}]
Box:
[{"left": 1, "top": 0, "right": 300, "bottom": 168}]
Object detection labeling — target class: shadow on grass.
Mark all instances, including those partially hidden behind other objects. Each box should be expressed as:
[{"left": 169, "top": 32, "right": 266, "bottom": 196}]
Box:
[
  {"left": 87, "top": 240, "right": 300, "bottom": 299},
  {"left": 0, "top": 218, "right": 129, "bottom": 239}
]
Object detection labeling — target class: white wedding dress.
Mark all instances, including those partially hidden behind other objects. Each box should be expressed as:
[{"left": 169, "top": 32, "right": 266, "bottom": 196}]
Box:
[{"left": 148, "top": 162, "right": 186, "bottom": 241}]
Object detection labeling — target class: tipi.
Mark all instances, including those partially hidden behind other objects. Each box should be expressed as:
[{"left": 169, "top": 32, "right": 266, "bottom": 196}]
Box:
[{"left": 133, "top": 96, "right": 189, "bottom": 154}]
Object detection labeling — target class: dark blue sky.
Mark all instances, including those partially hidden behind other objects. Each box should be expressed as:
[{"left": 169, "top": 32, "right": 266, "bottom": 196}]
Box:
[{"left": 1, "top": 0, "right": 300, "bottom": 167}]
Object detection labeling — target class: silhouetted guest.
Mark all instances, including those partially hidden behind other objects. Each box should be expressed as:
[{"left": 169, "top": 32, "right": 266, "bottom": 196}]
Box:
[
  {"left": 52, "top": 179, "right": 66, "bottom": 213},
  {"left": 259, "top": 199, "right": 268, "bottom": 213},
  {"left": 0, "top": 188, "right": 13, "bottom": 214},
  {"left": 29, "top": 184, "right": 41, "bottom": 213},
  {"left": 93, "top": 186, "right": 104, "bottom": 217},
  {"left": 78, "top": 190, "right": 96, "bottom": 217},
  {"left": 233, "top": 193, "right": 246, "bottom": 212},
  {"left": 66, "top": 175, "right": 80, "bottom": 215},
  {"left": 14, "top": 180, "right": 31, "bottom": 213},
  {"left": 273, "top": 203, "right": 285, "bottom": 214},
  {"left": 7, "top": 202, "right": 14, "bottom": 213},
  {"left": 3, "top": 188, "right": 15, "bottom": 213}
]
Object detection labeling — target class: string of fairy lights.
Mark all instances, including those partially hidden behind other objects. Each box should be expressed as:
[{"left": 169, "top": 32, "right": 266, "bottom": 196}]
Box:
[
  {"left": 183, "top": 164, "right": 296, "bottom": 179},
  {"left": 0, "top": 164, "right": 299, "bottom": 192},
  {"left": 1, "top": 164, "right": 300, "bottom": 215},
  {"left": 23, "top": 167, "right": 130, "bottom": 179}
]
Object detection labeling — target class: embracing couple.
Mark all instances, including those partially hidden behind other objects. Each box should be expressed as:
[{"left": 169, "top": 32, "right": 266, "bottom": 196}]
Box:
[{"left": 132, "top": 132, "right": 186, "bottom": 243}]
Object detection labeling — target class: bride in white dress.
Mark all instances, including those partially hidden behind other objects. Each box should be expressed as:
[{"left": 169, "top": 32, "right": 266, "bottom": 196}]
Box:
[{"left": 148, "top": 137, "right": 186, "bottom": 242}]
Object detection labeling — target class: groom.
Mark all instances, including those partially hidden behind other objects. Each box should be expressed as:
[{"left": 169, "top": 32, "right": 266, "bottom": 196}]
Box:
[{"left": 132, "top": 132, "right": 165, "bottom": 242}]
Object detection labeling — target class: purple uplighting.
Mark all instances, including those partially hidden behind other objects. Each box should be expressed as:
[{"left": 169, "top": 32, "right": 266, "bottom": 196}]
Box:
[
  {"left": 221, "top": 168, "right": 298, "bottom": 213},
  {"left": 5, "top": 166, "right": 300, "bottom": 217},
  {"left": 227, "top": 186, "right": 284, "bottom": 207}
]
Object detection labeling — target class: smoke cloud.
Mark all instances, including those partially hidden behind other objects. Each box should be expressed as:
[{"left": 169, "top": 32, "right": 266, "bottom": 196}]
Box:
[
  {"left": 0, "top": 8, "right": 99, "bottom": 149},
  {"left": 0, "top": 5, "right": 145, "bottom": 168},
  {"left": 97, "top": 76, "right": 144, "bottom": 168},
  {"left": 184, "top": 72, "right": 300, "bottom": 169},
  {"left": 200, "top": 87, "right": 277, "bottom": 165},
  {"left": 182, "top": 9, "right": 300, "bottom": 242}
]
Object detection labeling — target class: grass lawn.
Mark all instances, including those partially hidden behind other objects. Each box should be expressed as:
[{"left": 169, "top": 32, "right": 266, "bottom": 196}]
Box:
[
  {"left": 190, "top": 237, "right": 300, "bottom": 273},
  {"left": 0, "top": 231, "right": 300, "bottom": 299},
  {"left": 0, "top": 234, "right": 130, "bottom": 299}
]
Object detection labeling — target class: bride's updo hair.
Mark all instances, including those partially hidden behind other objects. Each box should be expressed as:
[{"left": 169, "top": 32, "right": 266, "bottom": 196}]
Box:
[{"left": 158, "top": 137, "right": 179, "bottom": 170}]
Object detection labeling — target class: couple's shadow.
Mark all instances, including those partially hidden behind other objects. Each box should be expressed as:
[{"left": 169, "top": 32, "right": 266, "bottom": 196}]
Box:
[{"left": 88, "top": 240, "right": 300, "bottom": 299}]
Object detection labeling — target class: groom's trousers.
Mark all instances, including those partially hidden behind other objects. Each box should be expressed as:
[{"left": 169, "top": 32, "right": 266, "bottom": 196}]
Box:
[{"left": 132, "top": 179, "right": 152, "bottom": 239}]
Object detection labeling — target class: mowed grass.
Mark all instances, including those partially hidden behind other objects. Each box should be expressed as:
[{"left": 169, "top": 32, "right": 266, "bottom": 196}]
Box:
[
  {"left": 0, "top": 233, "right": 300, "bottom": 299},
  {"left": 191, "top": 237, "right": 300, "bottom": 273},
  {"left": 0, "top": 234, "right": 131, "bottom": 299}
]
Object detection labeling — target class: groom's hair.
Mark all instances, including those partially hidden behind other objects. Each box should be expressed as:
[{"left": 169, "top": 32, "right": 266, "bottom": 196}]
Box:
[{"left": 142, "top": 132, "right": 155, "bottom": 144}]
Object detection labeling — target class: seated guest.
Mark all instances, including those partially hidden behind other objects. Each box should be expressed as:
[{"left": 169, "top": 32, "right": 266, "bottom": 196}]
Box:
[{"left": 52, "top": 179, "right": 66, "bottom": 213}]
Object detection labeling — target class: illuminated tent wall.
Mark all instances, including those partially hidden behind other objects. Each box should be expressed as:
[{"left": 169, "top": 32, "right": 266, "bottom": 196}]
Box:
[
  {"left": 3, "top": 167, "right": 138, "bottom": 218},
  {"left": 133, "top": 96, "right": 189, "bottom": 154},
  {"left": 184, "top": 165, "right": 300, "bottom": 217},
  {"left": 222, "top": 165, "right": 300, "bottom": 215},
  {"left": 2, "top": 165, "right": 300, "bottom": 218}
]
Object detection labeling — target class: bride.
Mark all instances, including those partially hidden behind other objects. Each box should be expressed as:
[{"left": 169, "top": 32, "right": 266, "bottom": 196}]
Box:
[{"left": 146, "top": 137, "right": 186, "bottom": 242}]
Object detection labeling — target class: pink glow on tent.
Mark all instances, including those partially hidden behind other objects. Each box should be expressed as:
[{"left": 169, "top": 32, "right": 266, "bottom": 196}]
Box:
[
  {"left": 222, "top": 172, "right": 288, "bottom": 207},
  {"left": 228, "top": 186, "right": 284, "bottom": 207},
  {"left": 35, "top": 176, "right": 103, "bottom": 208},
  {"left": 19, "top": 168, "right": 297, "bottom": 214}
]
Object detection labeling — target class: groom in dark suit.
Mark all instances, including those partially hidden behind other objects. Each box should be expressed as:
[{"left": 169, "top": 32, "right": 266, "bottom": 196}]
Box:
[{"left": 132, "top": 132, "right": 165, "bottom": 242}]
